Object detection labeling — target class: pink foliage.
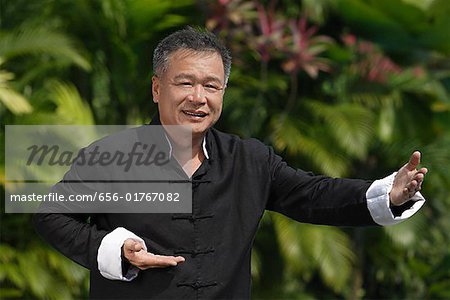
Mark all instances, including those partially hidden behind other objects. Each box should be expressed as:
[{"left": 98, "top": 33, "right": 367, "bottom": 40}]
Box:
[
  {"left": 206, "top": 0, "right": 334, "bottom": 78},
  {"left": 282, "top": 17, "right": 333, "bottom": 77}
]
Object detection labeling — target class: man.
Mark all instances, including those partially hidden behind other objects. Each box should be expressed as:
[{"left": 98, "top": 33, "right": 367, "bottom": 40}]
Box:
[{"left": 34, "top": 28, "right": 428, "bottom": 299}]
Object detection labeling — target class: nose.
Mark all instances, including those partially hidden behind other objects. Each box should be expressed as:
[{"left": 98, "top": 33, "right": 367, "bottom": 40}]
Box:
[{"left": 188, "top": 84, "right": 206, "bottom": 104}]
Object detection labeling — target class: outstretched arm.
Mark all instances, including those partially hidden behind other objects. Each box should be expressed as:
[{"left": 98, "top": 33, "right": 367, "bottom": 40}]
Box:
[{"left": 266, "top": 143, "right": 428, "bottom": 226}]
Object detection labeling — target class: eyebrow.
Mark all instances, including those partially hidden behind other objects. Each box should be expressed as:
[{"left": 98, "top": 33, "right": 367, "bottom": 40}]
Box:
[{"left": 173, "top": 73, "right": 224, "bottom": 85}]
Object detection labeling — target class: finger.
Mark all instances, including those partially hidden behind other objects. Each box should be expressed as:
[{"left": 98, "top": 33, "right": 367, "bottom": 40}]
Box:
[
  {"left": 154, "top": 254, "right": 184, "bottom": 265},
  {"left": 404, "top": 178, "right": 422, "bottom": 198},
  {"left": 405, "top": 178, "right": 419, "bottom": 190},
  {"left": 413, "top": 173, "right": 424, "bottom": 182},
  {"left": 133, "top": 242, "right": 144, "bottom": 252},
  {"left": 402, "top": 187, "right": 416, "bottom": 199},
  {"left": 407, "top": 179, "right": 418, "bottom": 191},
  {"left": 415, "top": 179, "right": 423, "bottom": 191},
  {"left": 405, "top": 151, "right": 421, "bottom": 171},
  {"left": 148, "top": 255, "right": 185, "bottom": 268},
  {"left": 123, "top": 239, "right": 136, "bottom": 251},
  {"left": 130, "top": 252, "right": 185, "bottom": 269},
  {"left": 418, "top": 167, "right": 428, "bottom": 175},
  {"left": 414, "top": 169, "right": 427, "bottom": 188}
]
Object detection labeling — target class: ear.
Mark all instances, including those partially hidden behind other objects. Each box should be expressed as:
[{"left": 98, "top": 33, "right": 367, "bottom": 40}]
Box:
[{"left": 152, "top": 76, "right": 160, "bottom": 103}]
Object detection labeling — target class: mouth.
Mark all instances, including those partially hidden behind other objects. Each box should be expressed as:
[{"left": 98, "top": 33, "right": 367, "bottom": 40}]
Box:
[{"left": 182, "top": 110, "right": 208, "bottom": 118}]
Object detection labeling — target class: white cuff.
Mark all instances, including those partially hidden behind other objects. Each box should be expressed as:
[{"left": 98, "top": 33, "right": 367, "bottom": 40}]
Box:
[
  {"left": 366, "top": 172, "right": 426, "bottom": 226},
  {"left": 97, "top": 227, "right": 147, "bottom": 281}
]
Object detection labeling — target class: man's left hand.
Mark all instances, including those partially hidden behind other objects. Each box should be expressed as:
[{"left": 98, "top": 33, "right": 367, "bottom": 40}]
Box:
[{"left": 390, "top": 151, "right": 428, "bottom": 206}]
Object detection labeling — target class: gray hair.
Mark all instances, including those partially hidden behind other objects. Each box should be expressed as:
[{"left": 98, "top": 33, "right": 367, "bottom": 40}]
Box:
[{"left": 153, "top": 27, "right": 232, "bottom": 84}]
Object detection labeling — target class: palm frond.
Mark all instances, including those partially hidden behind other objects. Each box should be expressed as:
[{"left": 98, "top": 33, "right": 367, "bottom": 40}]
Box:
[
  {"left": 48, "top": 81, "right": 95, "bottom": 125},
  {"left": 272, "top": 214, "right": 312, "bottom": 276},
  {"left": 271, "top": 113, "right": 349, "bottom": 177},
  {"left": 0, "top": 27, "right": 90, "bottom": 71},
  {"left": 383, "top": 212, "right": 427, "bottom": 247},
  {"left": 305, "top": 100, "right": 375, "bottom": 158},
  {"left": 0, "top": 69, "right": 32, "bottom": 115},
  {"left": 422, "top": 134, "right": 450, "bottom": 186},
  {"left": 272, "top": 214, "right": 355, "bottom": 292},
  {"left": 310, "top": 226, "right": 355, "bottom": 292}
]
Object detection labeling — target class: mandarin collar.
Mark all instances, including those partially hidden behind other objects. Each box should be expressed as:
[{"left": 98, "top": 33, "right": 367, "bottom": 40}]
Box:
[{"left": 148, "top": 115, "right": 211, "bottom": 160}]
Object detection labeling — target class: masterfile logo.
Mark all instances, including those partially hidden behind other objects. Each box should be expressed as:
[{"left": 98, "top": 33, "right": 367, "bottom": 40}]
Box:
[{"left": 26, "top": 142, "right": 170, "bottom": 172}]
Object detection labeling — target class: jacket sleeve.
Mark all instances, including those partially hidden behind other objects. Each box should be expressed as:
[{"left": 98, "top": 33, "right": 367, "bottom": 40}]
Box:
[
  {"left": 33, "top": 148, "right": 110, "bottom": 270},
  {"left": 265, "top": 146, "right": 376, "bottom": 226},
  {"left": 33, "top": 212, "right": 108, "bottom": 270}
]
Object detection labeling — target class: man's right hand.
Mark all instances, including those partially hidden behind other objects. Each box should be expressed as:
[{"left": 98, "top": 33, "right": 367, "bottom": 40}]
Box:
[{"left": 122, "top": 238, "right": 185, "bottom": 270}]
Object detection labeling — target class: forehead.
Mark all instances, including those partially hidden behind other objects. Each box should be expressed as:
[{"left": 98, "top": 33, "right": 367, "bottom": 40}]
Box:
[{"left": 164, "top": 49, "right": 225, "bottom": 82}]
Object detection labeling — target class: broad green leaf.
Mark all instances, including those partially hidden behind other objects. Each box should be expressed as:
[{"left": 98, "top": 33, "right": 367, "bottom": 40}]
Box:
[{"left": 0, "top": 28, "right": 90, "bottom": 71}]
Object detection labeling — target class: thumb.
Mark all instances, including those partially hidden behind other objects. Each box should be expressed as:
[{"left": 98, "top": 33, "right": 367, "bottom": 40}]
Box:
[
  {"left": 405, "top": 151, "right": 421, "bottom": 171},
  {"left": 133, "top": 241, "right": 144, "bottom": 252},
  {"left": 123, "top": 239, "right": 144, "bottom": 253}
]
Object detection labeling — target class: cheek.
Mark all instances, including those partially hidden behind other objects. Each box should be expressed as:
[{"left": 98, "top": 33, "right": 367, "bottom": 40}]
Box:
[
  {"left": 208, "top": 101, "right": 223, "bottom": 124},
  {"left": 159, "top": 92, "right": 181, "bottom": 108},
  {"left": 213, "top": 99, "right": 223, "bottom": 113}
]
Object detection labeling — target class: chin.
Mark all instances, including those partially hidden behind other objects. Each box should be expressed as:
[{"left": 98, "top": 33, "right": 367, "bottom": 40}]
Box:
[{"left": 191, "top": 127, "right": 208, "bottom": 136}]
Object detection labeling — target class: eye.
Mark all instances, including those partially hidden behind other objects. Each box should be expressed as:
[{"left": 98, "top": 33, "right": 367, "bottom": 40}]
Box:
[
  {"left": 177, "top": 81, "right": 193, "bottom": 87},
  {"left": 204, "top": 84, "right": 221, "bottom": 92}
]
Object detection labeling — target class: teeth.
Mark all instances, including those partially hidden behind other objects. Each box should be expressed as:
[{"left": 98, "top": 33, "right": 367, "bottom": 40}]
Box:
[{"left": 184, "top": 111, "right": 206, "bottom": 117}]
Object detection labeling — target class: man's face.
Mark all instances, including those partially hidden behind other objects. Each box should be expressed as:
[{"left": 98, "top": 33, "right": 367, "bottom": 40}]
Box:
[{"left": 152, "top": 50, "right": 225, "bottom": 138}]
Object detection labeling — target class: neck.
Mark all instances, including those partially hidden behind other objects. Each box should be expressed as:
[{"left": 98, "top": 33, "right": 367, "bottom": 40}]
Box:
[
  {"left": 191, "top": 133, "right": 205, "bottom": 157},
  {"left": 169, "top": 133, "right": 205, "bottom": 178}
]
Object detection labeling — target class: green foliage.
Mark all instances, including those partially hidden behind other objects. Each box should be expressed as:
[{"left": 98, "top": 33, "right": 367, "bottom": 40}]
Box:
[
  {"left": 272, "top": 213, "right": 355, "bottom": 292},
  {"left": 271, "top": 113, "right": 351, "bottom": 177},
  {"left": 336, "top": 0, "right": 450, "bottom": 55},
  {"left": 304, "top": 101, "right": 374, "bottom": 158},
  {"left": 0, "top": 27, "right": 90, "bottom": 71},
  {"left": 0, "top": 243, "right": 88, "bottom": 299},
  {"left": 0, "top": 64, "right": 32, "bottom": 114}
]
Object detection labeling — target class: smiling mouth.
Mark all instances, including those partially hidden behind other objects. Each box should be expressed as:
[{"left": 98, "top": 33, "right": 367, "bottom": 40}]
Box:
[{"left": 182, "top": 110, "right": 208, "bottom": 118}]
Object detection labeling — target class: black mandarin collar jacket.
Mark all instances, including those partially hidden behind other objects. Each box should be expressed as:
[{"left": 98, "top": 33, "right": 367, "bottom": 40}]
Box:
[{"left": 34, "top": 119, "right": 374, "bottom": 299}]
